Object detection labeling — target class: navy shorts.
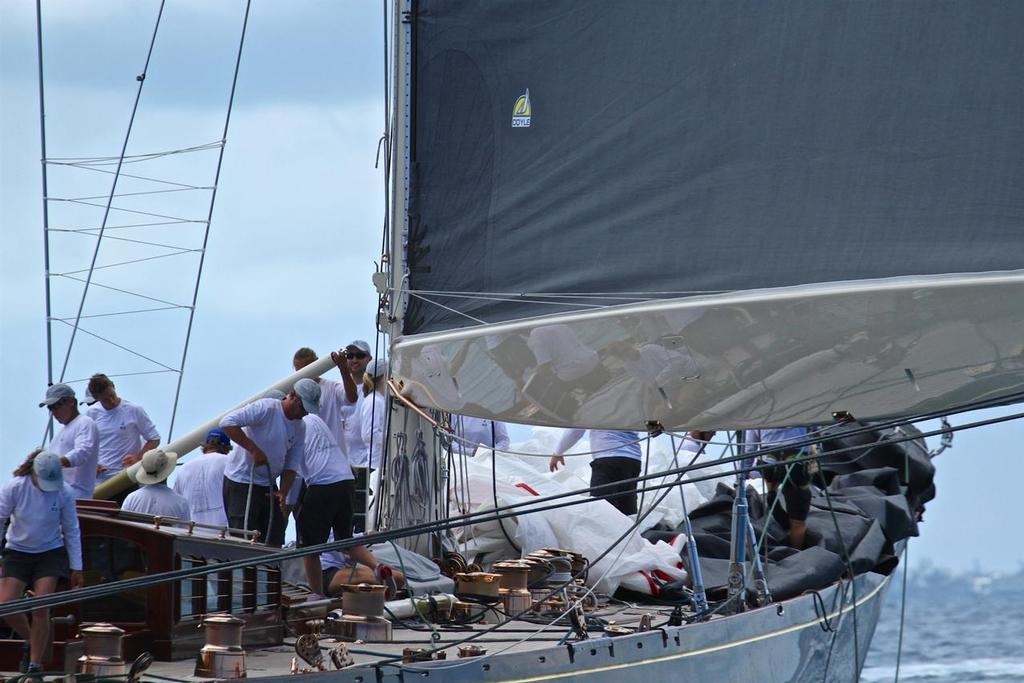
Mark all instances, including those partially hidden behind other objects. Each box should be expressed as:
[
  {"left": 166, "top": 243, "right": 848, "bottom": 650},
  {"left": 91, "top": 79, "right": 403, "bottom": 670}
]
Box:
[
  {"left": 1, "top": 547, "right": 69, "bottom": 585},
  {"left": 297, "top": 480, "right": 356, "bottom": 547}
]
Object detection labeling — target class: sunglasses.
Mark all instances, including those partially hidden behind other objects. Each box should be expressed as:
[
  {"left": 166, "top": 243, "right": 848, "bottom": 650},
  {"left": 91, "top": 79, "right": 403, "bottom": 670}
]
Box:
[
  {"left": 345, "top": 352, "right": 369, "bottom": 359},
  {"left": 47, "top": 398, "right": 69, "bottom": 412}
]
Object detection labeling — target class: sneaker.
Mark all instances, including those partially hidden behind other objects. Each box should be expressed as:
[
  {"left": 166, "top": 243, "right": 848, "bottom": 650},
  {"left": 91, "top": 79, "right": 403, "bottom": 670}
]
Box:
[{"left": 26, "top": 662, "right": 43, "bottom": 680}]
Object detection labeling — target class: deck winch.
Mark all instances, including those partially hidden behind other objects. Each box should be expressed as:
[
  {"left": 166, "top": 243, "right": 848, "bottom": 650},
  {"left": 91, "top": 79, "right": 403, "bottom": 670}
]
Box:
[
  {"left": 326, "top": 584, "right": 393, "bottom": 642},
  {"left": 194, "top": 614, "right": 247, "bottom": 679},
  {"left": 77, "top": 623, "right": 128, "bottom": 677}
]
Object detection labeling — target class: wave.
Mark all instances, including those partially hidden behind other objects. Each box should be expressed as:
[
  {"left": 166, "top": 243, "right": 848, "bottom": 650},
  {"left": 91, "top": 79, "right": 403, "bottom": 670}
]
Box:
[{"left": 861, "top": 658, "right": 1024, "bottom": 682}]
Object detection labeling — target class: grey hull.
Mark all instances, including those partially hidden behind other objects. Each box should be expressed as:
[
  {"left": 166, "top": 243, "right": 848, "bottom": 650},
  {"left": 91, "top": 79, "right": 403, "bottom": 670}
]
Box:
[{"left": 263, "top": 570, "right": 889, "bottom": 683}]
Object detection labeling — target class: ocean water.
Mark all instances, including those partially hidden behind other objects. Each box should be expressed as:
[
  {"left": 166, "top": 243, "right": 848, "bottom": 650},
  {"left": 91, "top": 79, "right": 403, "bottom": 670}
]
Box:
[{"left": 861, "top": 576, "right": 1024, "bottom": 683}]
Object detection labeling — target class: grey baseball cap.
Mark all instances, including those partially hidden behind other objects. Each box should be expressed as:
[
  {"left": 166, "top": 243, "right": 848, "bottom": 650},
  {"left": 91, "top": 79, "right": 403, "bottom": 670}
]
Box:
[
  {"left": 39, "top": 383, "right": 75, "bottom": 408},
  {"left": 294, "top": 378, "right": 321, "bottom": 415},
  {"left": 366, "top": 357, "right": 389, "bottom": 379},
  {"left": 346, "top": 339, "right": 372, "bottom": 355}
]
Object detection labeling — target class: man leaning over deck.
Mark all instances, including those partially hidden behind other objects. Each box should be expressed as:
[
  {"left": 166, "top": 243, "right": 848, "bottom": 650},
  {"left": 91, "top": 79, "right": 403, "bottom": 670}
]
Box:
[{"left": 218, "top": 380, "right": 318, "bottom": 547}]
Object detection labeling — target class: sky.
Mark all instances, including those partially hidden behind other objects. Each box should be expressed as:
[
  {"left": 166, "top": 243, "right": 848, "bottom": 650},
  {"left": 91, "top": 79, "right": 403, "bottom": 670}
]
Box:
[{"left": 1, "top": 1, "right": 1022, "bottom": 574}]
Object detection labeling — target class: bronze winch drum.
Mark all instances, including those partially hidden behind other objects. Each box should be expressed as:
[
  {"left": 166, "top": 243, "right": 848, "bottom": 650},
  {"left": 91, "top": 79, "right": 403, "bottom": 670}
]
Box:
[
  {"left": 492, "top": 561, "right": 530, "bottom": 591},
  {"left": 340, "top": 583, "right": 387, "bottom": 617},
  {"left": 500, "top": 587, "right": 533, "bottom": 615},
  {"left": 77, "top": 623, "right": 128, "bottom": 677},
  {"left": 194, "top": 614, "right": 247, "bottom": 679},
  {"left": 454, "top": 572, "right": 503, "bottom": 602}
]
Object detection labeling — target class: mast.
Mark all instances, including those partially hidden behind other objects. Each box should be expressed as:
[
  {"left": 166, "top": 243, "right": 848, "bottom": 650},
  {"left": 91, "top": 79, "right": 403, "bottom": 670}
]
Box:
[{"left": 376, "top": 0, "right": 445, "bottom": 557}]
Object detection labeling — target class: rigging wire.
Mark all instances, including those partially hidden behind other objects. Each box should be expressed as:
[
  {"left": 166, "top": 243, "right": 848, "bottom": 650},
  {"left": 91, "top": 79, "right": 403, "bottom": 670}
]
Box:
[
  {"left": 51, "top": 0, "right": 167, "bottom": 390},
  {"left": 167, "top": 0, "right": 253, "bottom": 440},
  {"left": 894, "top": 543, "right": 909, "bottom": 683},
  {"left": 34, "top": 0, "right": 54, "bottom": 411}
]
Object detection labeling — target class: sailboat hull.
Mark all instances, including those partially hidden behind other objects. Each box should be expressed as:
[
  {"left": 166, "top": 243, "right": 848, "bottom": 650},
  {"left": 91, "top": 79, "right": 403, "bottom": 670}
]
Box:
[{"left": 255, "top": 569, "right": 890, "bottom": 683}]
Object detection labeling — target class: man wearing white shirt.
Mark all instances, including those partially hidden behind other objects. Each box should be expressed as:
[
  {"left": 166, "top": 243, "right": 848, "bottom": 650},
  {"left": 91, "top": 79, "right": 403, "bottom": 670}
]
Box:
[
  {"left": 40, "top": 384, "right": 99, "bottom": 500},
  {"left": 85, "top": 373, "right": 160, "bottom": 485},
  {"left": 291, "top": 347, "right": 358, "bottom": 450},
  {"left": 341, "top": 339, "right": 373, "bottom": 531},
  {"left": 296, "top": 413, "right": 356, "bottom": 595},
  {"left": 549, "top": 430, "right": 642, "bottom": 515},
  {"left": 122, "top": 448, "right": 191, "bottom": 520},
  {"left": 173, "top": 429, "right": 231, "bottom": 527},
  {"left": 219, "top": 380, "right": 317, "bottom": 546}
]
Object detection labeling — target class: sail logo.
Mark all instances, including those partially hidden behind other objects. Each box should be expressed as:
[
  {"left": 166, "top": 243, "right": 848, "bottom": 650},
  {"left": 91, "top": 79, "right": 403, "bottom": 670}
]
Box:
[{"left": 511, "top": 89, "right": 531, "bottom": 128}]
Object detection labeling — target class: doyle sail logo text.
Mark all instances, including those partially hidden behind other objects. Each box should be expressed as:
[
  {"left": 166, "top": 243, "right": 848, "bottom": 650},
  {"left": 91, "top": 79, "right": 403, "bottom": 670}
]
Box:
[{"left": 512, "top": 89, "right": 531, "bottom": 128}]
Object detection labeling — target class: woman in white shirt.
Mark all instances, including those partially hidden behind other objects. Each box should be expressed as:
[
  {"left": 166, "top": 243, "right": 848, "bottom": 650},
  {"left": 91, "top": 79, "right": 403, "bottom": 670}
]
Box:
[{"left": 0, "top": 450, "right": 83, "bottom": 674}]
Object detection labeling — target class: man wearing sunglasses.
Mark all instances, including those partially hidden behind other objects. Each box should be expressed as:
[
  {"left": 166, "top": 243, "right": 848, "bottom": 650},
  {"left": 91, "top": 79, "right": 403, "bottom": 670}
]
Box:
[
  {"left": 339, "top": 340, "right": 373, "bottom": 532},
  {"left": 39, "top": 384, "right": 99, "bottom": 500}
]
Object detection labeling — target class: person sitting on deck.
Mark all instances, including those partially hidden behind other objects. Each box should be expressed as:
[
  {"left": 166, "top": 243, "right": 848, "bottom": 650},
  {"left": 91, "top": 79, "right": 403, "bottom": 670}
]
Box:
[
  {"left": 0, "top": 450, "right": 84, "bottom": 675},
  {"left": 743, "top": 428, "right": 815, "bottom": 549},
  {"left": 172, "top": 429, "right": 231, "bottom": 527},
  {"left": 122, "top": 448, "right": 191, "bottom": 521},
  {"left": 549, "top": 430, "right": 643, "bottom": 515},
  {"left": 319, "top": 532, "right": 403, "bottom": 598}
]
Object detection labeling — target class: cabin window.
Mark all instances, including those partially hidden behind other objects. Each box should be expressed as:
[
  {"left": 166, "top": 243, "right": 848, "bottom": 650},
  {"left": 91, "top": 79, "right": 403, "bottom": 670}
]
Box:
[
  {"left": 179, "top": 556, "right": 206, "bottom": 621},
  {"left": 81, "top": 535, "right": 148, "bottom": 623},
  {"left": 255, "top": 565, "right": 279, "bottom": 611}
]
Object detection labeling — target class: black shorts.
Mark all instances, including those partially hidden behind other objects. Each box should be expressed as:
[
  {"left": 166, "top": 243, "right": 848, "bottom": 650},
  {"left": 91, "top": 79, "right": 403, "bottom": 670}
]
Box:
[
  {"left": 297, "top": 480, "right": 356, "bottom": 547},
  {"left": 1, "top": 547, "right": 69, "bottom": 585},
  {"left": 222, "top": 476, "right": 286, "bottom": 547},
  {"left": 590, "top": 457, "right": 642, "bottom": 516}
]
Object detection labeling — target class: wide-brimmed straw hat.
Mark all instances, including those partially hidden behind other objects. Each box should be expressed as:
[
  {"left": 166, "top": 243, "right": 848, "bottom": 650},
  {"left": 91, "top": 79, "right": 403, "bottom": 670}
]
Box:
[{"left": 132, "top": 448, "right": 178, "bottom": 485}]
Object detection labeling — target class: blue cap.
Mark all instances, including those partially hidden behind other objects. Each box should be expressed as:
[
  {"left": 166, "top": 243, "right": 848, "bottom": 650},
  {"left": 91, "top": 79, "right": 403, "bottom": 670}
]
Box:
[
  {"left": 33, "top": 451, "right": 64, "bottom": 492},
  {"left": 204, "top": 428, "right": 232, "bottom": 451}
]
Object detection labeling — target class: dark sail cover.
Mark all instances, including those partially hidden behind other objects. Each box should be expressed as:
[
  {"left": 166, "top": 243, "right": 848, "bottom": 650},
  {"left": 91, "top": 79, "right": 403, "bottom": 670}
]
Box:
[{"left": 405, "top": 1, "right": 1024, "bottom": 335}]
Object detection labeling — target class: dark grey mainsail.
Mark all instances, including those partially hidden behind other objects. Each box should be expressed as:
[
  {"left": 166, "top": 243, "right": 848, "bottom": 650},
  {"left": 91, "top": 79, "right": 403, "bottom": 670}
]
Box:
[{"left": 405, "top": 0, "right": 1024, "bottom": 335}]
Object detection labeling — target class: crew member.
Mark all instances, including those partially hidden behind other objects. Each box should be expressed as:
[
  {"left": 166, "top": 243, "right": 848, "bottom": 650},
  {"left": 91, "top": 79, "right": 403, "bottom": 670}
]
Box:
[
  {"left": 341, "top": 340, "right": 373, "bottom": 532},
  {"left": 40, "top": 383, "right": 99, "bottom": 500},
  {"left": 743, "top": 428, "right": 814, "bottom": 549},
  {"left": 291, "top": 347, "right": 358, "bottom": 448},
  {"left": 122, "top": 449, "right": 191, "bottom": 520},
  {"left": 219, "top": 380, "right": 316, "bottom": 546},
  {"left": 451, "top": 416, "right": 510, "bottom": 457},
  {"left": 320, "top": 532, "right": 403, "bottom": 598},
  {"left": 173, "top": 429, "right": 232, "bottom": 527},
  {"left": 85, "top": 373, "right": 160, "bottom": 485},
  {"left": 549, "top": 430, "right": 643, "bottom": 515},
  {"left": 291, "top": 409, "right": 356, "bottom": 596},
  {"left": 0, "top": 450, "right": 83, "bottom": 675}
]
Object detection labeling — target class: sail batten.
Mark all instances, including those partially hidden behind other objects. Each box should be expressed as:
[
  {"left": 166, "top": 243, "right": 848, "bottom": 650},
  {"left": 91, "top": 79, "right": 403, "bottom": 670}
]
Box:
[{"left": 405, "top": 0, "right": 1024, "bottom": 335}]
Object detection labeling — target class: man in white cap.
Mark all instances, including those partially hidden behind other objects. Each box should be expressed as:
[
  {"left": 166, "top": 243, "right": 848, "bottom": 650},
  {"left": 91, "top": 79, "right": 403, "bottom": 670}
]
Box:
[
  {"left": 84, "top": 373, "right": 160, "bottom": 484},
  {"left": 40, "top": 383, "right": 99, "bottom": 499},
  {"left": 122, "top": 449, "right": 191, "bottom": 520},
  {"left": 342, "top": 340, "right": 373, "bottom": 531},
  {"left": 218, "top": 379, "right": 316, "bottom": 546}
]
